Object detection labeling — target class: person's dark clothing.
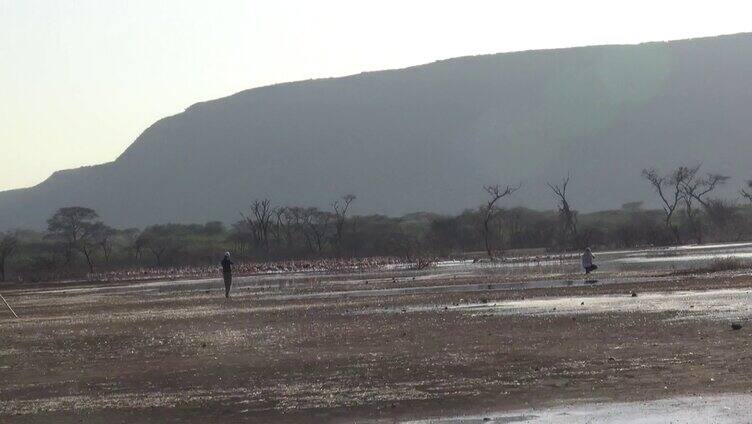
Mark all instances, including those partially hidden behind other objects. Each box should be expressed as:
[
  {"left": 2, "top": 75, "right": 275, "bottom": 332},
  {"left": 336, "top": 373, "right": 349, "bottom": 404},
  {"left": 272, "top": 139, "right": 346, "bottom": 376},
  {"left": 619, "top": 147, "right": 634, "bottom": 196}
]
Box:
[
  {"left": 223, "top": 271, "right": 232, "bottom": 298},
  {"left": 221, "top": 257, "right": 234, "bottom": 273},
  {"left": 221, "top": 256, "right": 234, "bottom": 298},
  {"left": 585, "top": 264, "right": 598, "bottom": 274}
]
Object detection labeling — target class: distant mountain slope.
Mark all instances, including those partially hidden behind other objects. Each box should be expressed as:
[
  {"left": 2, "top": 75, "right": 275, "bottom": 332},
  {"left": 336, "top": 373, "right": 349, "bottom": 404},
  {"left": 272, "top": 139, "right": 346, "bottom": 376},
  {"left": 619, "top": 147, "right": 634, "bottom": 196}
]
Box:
[{"left": 3, "top": 33, "right": 752, "bottom": 230}]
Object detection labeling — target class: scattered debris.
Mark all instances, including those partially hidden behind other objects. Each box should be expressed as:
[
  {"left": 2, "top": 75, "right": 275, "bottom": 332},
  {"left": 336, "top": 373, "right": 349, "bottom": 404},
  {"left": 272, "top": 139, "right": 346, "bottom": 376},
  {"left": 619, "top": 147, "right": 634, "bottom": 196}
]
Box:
[{"left": 732, "top": 323, "right": 743, "bottom": 331}]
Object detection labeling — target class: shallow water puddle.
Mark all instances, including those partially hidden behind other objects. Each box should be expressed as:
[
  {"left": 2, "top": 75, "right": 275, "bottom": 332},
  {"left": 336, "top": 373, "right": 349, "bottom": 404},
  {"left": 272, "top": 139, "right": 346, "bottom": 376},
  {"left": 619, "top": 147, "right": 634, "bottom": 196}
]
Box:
[
  {"left": 458, "top": 288, "right": 752, "bottom": 321},
  {"left": 403, "top": 394, "right": 752, "bottom": 423}
]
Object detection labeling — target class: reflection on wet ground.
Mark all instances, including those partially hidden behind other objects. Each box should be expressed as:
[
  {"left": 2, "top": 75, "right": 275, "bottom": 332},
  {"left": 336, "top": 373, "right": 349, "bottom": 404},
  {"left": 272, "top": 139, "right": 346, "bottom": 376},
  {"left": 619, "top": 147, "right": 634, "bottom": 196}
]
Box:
[
  {"left": 405, "top": 394, "right": 752, "bottom": 423},
  {"left": 457, "top": 288, "right": 752, "bottom": 322}
]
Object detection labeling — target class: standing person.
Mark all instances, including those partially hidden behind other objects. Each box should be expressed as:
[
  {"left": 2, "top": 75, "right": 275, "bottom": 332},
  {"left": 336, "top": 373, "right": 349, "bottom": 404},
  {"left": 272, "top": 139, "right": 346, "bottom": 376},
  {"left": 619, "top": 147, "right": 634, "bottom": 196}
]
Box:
[
  {"left": 221, "top": 252, "right": 234, "bottom": 298},
  {"left": 582, "top": 247, "right": 598, "bottom": 274}
]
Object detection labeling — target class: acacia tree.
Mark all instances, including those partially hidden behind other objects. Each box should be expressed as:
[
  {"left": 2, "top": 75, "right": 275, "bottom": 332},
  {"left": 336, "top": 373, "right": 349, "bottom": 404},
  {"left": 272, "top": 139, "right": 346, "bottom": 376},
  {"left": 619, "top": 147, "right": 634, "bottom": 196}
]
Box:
[
  {"left": 547, "top": 174, "right": 579, "bottom": 249},
  {"left": 331, "top": 194, "right": 356, "bottom": 256},
  {"left": 46, "top": 207, "right": 100, "bottom": 269},
  {"left": 481, "top": 183, "right": 521, "bottom": 258},
  {"left": 679, "top": 169, "right": 729, "bottom": 243},
  {"left": 93, "top": 224, "right": 117, "bottom": 264},
  {"left": 138, "top": 225, "right": 181, "bottom": 266},
  {"left": 0, "top": 232, "right": 18, "bottom": 282},
  {"left": 642, "top": 167, "right": 692, "bottom": 244}
]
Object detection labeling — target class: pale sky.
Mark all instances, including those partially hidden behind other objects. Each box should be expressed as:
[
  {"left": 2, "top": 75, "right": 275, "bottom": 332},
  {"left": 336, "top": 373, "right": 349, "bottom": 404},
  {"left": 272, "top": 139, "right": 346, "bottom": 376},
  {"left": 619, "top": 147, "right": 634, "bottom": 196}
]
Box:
[{"left": 1, "top": 0, "right": 751, "bottom": 192}]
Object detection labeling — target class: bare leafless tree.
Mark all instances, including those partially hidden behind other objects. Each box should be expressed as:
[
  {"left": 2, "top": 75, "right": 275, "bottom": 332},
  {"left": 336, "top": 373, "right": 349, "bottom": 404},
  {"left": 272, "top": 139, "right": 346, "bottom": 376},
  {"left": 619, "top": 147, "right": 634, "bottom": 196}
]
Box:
[
  {"left": 642, "top": 167, "right": 692, "bottom": 244},
  {"left": 285, "top": 207, "right": 313, "bottom": 252},
  {"left": 332, "top": 194, "right": 356, "bottom": 256},
  {"left": 547, "top": 174, "right": 579, "bottom": 248},
  {"left": 481, "top": 183, "right": 521, "bottom": 258},
  {"left": 306, "top": 209, "right": 332, "bottom": 253},
  {"left": 682, "top": 173, "right": 730, "bottom": 208},
  {"left": 679, "top": 168, "right": 729, "bottom": 243},
  {"left": 241, "top": 199, "right": 274, "bottom": 251}
]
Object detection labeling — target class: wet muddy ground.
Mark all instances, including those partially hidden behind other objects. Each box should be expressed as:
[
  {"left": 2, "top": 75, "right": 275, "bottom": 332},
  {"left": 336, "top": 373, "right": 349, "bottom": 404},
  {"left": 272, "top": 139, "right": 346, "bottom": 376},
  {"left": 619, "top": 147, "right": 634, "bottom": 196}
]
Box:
[{"left": 3, "top": 243, "right": 752, "bottom": 422}]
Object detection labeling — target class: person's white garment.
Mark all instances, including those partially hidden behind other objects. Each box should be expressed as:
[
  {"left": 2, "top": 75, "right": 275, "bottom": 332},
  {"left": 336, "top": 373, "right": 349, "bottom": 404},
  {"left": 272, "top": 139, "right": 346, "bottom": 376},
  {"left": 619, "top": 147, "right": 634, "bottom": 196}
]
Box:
[{"left": 582, "top": 249, "right": 594, "bottom": 268}]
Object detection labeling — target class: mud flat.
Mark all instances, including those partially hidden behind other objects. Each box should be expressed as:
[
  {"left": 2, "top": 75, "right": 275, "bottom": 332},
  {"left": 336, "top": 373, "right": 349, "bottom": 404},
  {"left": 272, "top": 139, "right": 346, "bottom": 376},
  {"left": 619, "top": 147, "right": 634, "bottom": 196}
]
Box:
[
  {"left": 3, "top": 243, "right": 752, "bottom": 422},
  {"left": 407, "top": 394, "right": 752, "bottom": 423}
]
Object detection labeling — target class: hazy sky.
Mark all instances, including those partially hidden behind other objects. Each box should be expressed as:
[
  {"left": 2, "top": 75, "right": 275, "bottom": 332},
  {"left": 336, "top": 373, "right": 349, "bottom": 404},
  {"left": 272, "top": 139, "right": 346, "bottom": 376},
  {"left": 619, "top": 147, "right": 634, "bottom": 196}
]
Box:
[{"left": 1, "top": 0, "right": 750, "bottom": 191}]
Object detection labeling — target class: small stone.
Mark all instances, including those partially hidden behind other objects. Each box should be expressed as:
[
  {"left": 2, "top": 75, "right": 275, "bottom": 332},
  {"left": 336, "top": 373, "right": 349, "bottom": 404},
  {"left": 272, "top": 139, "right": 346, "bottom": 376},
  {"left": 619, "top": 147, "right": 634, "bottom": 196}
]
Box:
[
  {"left": 631, "top": 291, "right": 637, "bottom": 297},
  {"left": 732, "top": 323, "right": 743, "bottom": 330}
]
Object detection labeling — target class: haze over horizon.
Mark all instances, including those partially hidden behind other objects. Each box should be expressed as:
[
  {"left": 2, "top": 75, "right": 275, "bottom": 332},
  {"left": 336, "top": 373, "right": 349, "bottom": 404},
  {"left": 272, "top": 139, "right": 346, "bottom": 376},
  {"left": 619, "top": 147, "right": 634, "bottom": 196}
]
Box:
[{"left": 2, "top": 0, "right": 752, "bottom": 192}]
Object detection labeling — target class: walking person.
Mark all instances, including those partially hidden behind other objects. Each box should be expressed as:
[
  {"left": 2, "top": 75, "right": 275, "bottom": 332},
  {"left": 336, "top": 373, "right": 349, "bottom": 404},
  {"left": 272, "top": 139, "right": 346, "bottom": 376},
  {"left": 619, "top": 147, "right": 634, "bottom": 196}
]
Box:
[
  {"left": 582, "top": 246, "right": 598, "bottom": 275},
  {"left": 221, "top": 252, "right": 234, "bottom": 298}
]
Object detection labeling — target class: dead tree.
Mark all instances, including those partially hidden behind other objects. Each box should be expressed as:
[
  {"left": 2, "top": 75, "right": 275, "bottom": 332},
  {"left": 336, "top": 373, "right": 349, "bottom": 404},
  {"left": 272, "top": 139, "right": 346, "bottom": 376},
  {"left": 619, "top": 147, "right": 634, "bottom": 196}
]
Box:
[
  {"left": 331, "top": 194, "right": 356, "bottom": 257},
  {"left": 481, "top": 183, "right": 521, "bottom": 258},
  {"left": 679, "top": 169, "right": 729, "bottom": 243},
  {"left": 642, "top": 167, "right": 692, "bottom": 244},
  {"left": 547, "top": 174, "right": 579, "bottom": 249},
  {"left": 683, "top": 173, "right": 730, "bottom": 209},
  {"left": 241, "top": 199, "right": 273, "bottom": 251}
]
